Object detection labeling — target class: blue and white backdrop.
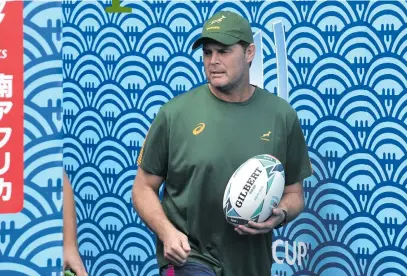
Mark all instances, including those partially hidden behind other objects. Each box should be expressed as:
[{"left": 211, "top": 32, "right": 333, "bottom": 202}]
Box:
[
  {"left": 62, "top": 1, "right": 407, "bottom": 275},
  {"left": 2, "top": 0, "right": 407, "bottom": 275}
]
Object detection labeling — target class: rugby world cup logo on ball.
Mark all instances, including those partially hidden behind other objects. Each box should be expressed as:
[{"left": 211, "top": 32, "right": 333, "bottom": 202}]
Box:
[{"left": 223, "top": 154, "right": 285, "bottom": 226}]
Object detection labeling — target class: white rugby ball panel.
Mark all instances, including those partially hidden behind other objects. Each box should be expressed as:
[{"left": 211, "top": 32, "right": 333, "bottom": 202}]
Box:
[{"left": 223, "top": 154, "right": 285, "bottom": 225}]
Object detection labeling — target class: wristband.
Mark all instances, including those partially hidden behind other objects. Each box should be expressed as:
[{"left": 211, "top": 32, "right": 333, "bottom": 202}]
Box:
[{"left": 279, "top": 209, "right": 288, "bottom": 228}]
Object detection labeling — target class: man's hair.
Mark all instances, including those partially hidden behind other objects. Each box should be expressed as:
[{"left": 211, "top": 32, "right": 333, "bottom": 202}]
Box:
[
  {"left": 238, "top": 41, "right": 250, "bottom": 50},
  {"left": 238, "top": 41, "right": 252, "bottom": 67}
]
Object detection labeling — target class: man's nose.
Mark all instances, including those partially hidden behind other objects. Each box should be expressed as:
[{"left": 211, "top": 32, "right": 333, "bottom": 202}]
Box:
[{"left": 210, "top": 52, "right": 219, "bottom": 64}]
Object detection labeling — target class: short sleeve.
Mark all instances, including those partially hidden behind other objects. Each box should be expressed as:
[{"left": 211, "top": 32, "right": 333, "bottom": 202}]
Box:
[
  {"left": 285, "top": 114, "right": 313, "bottom": 185},
  {"left": 137, "top": 108, "right": 169, "bottom": 177}
]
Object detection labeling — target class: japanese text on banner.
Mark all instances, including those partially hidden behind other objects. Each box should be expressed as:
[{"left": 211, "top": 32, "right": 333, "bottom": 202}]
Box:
[{"left": 0, "top": 1, "right": 23, "bottom": 214}]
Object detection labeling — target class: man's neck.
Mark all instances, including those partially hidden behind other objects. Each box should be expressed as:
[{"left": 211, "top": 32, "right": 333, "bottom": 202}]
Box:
[{"left": 209, "top": 83, "right": 255, "bottom": 103}]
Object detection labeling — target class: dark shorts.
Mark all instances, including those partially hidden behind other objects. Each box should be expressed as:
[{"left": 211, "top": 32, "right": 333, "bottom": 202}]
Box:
[{"left": 160, "top": 262, "right": 216, "bottom": 276}]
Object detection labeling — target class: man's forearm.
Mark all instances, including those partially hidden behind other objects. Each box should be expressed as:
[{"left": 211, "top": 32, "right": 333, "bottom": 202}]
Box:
[
  {"left": 278, "top": 191, "right": 305, "bottom": 223},
  {"left": 132, "top": 185, "right": 176, "bottom": 241},
  {"left": 63, "top": 172, "right": 78, "bottom": 248}
]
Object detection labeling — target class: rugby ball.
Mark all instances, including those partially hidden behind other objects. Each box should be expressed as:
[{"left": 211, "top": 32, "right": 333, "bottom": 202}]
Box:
[{"left": 222, "top": 154, "right": 285, "bottom": 226}]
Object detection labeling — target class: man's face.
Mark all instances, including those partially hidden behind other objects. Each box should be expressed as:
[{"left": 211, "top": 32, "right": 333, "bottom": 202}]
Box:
[{"left": 203, "top": 42, "right": 248, "bottom": 92}]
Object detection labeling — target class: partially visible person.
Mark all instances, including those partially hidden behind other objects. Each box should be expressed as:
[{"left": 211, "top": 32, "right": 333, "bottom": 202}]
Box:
[{"left": 63, "top": 170, "right": 88, "bottom": 276}]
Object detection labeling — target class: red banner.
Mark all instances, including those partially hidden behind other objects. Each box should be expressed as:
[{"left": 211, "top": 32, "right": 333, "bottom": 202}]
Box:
[{"left": 0, "top": 1, "right": 24, "bottom": 213}]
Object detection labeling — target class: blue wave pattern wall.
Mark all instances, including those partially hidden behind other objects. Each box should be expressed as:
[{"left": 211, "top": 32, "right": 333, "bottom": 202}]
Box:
[
  {"left": 62, "top": 1, "right": 407, "bottom": 275},
  {"left": 0, "top": 1, "right": 63, "bottom": 275}
]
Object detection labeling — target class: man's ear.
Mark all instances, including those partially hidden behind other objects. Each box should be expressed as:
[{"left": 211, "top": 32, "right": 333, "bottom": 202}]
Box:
[{"left": 246, "top": 43, "right": 255, "bottom": 63}]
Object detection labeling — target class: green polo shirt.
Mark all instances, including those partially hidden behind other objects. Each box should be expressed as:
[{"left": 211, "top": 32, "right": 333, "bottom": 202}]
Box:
[{"left": 137, "top": 83, "right": 312, "bottom": 276}]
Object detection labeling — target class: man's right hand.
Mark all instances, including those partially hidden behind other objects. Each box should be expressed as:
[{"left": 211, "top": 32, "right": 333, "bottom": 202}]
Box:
[
  {"left": 162, "top": 228, "right": 191, "bottom": 266},
  {"left": 132, "top": 167, "right": 190, "bottom": 266}
]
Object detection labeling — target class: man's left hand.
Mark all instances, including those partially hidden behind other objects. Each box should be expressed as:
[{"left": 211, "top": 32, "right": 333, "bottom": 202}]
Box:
[{"left": 234, "top": 208, "right": 286, "bottom": 235}]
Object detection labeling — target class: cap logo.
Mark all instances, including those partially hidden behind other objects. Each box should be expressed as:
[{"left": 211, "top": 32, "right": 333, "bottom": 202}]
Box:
[{"left": 208, "top": 15, "right": 226, "bottom": 26}]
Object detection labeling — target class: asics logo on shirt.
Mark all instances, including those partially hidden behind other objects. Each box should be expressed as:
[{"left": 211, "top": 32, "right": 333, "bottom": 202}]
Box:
[
  {"left": 260, "top": 131, "right": 271, "bottom": 141},
  {"left": 193, "top": 123, "right": 206, "bottom": 135}
]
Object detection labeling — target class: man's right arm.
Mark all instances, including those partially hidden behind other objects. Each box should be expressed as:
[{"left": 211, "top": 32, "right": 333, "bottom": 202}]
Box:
[
  {"left": 132, "top": 167, "right": 191, "bottom": 266},
  {"left": 132, "top": 167, "right": 172, "bottom": 240}
]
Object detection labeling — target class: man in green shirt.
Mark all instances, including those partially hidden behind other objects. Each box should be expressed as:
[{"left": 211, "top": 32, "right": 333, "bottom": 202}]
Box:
[{"left": 132, "top": 10, "right": 312, "bottom": 276}]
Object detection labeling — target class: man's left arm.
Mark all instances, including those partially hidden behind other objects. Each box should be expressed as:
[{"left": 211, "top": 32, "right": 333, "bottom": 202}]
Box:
[
  {"left": 276, "top": 181, "right": 305, "bottom": 223},
  {"left": 236, "top": 112, "right": 311, "bottom": 235}
]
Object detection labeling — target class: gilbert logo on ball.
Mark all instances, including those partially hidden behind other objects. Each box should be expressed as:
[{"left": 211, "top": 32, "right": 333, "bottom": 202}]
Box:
[{"left": 223, "top": 154, "right": 285, "bottom": 226}]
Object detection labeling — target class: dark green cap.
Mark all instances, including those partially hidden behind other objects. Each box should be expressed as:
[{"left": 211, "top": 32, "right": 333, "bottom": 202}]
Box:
[{"left": 192, "top": 11, "right": 254, "bottom": 50}]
